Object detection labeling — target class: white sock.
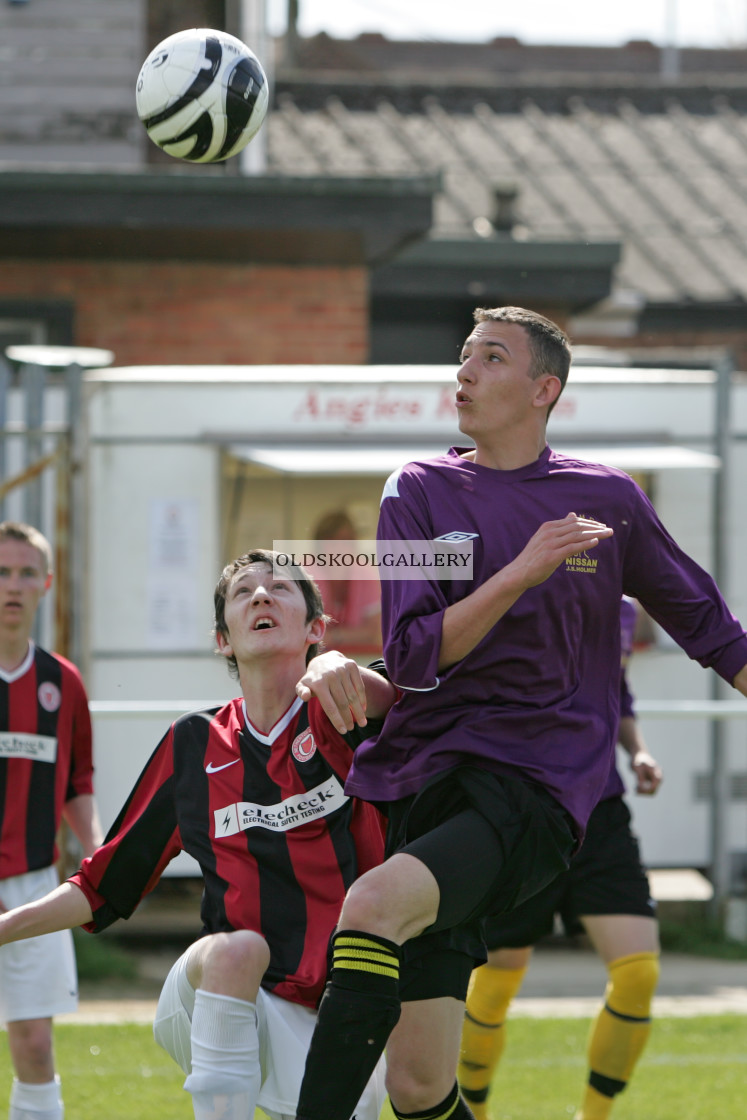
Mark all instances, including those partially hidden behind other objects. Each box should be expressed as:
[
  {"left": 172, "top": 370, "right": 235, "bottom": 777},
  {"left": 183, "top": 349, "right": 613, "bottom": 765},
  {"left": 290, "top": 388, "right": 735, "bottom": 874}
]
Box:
[
  {"left": 183, "top": 989, "right": 261, "bottom": 1120},
  {"left": 9, "top": 1076, "right": 63, "bottom": 1120}
]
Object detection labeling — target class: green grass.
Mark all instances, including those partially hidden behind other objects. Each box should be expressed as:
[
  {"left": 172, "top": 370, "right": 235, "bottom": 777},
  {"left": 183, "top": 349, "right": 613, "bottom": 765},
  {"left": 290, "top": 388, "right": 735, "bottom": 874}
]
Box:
[
  {"left": 0, "top": 1023, "right": 189, "bottom": 1118},
  {"left": 1, "top": 1015, "right": 745, "bottom": 1119},
  {"left": 486, "top": 1015, "right": 747, "bottom": 1120}
]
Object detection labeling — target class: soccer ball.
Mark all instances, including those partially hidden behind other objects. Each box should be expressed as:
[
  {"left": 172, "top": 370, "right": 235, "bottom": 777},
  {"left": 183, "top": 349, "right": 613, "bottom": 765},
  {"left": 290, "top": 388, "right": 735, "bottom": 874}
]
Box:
[{"left": 135, "top": 28, "right": 269, "bottom": 163}]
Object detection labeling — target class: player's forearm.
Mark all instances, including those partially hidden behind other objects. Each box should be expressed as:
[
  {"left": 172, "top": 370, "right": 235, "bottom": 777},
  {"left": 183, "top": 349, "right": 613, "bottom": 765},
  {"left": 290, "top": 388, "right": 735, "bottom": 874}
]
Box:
[
  {"left": 733, "top": 663, "right": 747, "bottom": 697},
  {"left": 438, "top": 514, "right": 612, "bottom": 671},
  {"left": 438, "top": 567, "right": 524, "bottom": 670},
  {"left": 0, "top": 882, "right": 93, "bottom": 945},
  {"left": 359, "top": 666, "right": 397, "bottom": 719},
  {"left": 618, "top": 715, "right": 647, "bottom": 758},
  {"left": 62, "top": 793, "right": 104, "bottom": 856}
]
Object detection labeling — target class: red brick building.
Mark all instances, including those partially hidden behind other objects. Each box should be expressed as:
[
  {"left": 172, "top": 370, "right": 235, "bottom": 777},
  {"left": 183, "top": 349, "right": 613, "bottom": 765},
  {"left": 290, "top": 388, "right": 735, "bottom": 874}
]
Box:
[{"left": 0, "top": 2, "right": 745, "bottom": 368}]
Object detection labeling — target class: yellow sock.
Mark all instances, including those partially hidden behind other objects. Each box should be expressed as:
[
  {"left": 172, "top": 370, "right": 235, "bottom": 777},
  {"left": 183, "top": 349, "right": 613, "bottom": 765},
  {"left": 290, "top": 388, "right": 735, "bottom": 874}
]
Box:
[
  {"left": 457, "top": 964, "right": 527, "bottom": 1120},
  {"left": 379, "top": 1097, "right": 396, "bottom": 1120},
  {"left": 576, "top": 951, "right": 659, "bottom": 1120}
]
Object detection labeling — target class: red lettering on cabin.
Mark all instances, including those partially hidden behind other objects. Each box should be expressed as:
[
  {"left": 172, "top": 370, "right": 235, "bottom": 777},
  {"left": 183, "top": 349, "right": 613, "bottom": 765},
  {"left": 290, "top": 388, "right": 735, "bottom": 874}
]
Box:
[{"left": 292, "top": 390, "right": 422, "bottom": 429}]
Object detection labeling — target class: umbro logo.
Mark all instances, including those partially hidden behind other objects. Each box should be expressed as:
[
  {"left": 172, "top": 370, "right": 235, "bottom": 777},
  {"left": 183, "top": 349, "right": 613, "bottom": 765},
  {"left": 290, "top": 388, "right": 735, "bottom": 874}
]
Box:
[
  {"left": 434, "top": 531, "right": 479, "bottom": 542},
  {"left": 206, "top": 759, "right": 240, "bottom": 774}
]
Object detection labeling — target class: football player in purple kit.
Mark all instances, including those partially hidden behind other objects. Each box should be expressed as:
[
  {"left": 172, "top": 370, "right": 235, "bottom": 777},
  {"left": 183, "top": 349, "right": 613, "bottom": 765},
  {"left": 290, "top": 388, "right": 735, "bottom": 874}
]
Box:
[
  {"left": 459, "top": 597, "right": 663, "bottom": 1120},
  {"left": 0, "top": 549, "right": 397, "bottom": 1120},
  {"left": 294, "top": 306, "right": 747, "bottom": 1120}
]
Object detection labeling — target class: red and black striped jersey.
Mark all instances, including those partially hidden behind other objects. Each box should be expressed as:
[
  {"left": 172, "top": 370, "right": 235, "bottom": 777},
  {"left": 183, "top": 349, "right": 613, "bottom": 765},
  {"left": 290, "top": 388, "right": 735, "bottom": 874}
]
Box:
[
  {"left": 0, "top": 643, "right": 94, "bottom": 879},
  {"left": 70, "top": 695, "right": 385, "bottom": 1009}
]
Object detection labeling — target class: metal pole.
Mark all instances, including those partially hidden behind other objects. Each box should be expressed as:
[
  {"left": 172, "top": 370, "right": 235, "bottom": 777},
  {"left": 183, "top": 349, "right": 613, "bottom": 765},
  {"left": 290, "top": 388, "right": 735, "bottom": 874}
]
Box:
[
  {"left": 21, "top": 362, "right": 45, "bottom": 530},
  {"left": 286, "top": 0, "right": 299, "bottom": 67},
  {"left": 66, "top": 363, "right": 86, "bottom": 671},
  {"left": 0, "top": 359, "right": 9, "bottom": 521},
  {"left": 708, "top": 349, "right": 735, "bottom": 920},
  {"left": 22, "top": 362, "right": 45, "bottom": 645},
  {"left": 661, "top": 0, "right": 680, "bottom": 81}
]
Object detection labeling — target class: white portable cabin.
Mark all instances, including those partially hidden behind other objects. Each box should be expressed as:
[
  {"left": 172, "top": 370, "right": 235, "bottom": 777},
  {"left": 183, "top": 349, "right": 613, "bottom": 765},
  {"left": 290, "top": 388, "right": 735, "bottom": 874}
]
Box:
[{"left": 78, "top": 360, "right": 747, "bottom": 884}]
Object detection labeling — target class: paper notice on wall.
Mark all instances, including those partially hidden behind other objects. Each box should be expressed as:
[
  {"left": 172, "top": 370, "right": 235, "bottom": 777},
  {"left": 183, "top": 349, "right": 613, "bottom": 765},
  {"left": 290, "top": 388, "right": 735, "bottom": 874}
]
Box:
[{"left": 146, "top": 499, "right": 200, "bottom": 649}]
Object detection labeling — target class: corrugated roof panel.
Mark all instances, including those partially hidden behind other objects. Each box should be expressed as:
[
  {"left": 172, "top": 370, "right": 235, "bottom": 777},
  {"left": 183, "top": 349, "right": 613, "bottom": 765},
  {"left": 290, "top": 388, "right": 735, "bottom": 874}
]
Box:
[
  {"left": 615, "top": 242, "right": 678, "bottom": 302},
  {"left": 267, "top": 85, "right": 747, "bottom": 305},
  {"left": 641, "top": 233, "right": 736, "bottom": 300}
]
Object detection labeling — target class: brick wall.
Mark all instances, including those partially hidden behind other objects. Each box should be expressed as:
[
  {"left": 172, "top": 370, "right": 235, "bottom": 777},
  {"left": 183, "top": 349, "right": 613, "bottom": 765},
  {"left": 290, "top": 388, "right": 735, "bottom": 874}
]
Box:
[{"left": 2, "top": 260, "right": 369, "bottom": 365}]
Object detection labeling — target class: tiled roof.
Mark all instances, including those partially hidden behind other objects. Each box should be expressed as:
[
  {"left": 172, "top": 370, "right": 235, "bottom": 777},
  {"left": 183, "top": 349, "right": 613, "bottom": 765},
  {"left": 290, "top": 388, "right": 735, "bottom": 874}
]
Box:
[{"left": 267, "top": 39, "right": 747, "bottom": 307}]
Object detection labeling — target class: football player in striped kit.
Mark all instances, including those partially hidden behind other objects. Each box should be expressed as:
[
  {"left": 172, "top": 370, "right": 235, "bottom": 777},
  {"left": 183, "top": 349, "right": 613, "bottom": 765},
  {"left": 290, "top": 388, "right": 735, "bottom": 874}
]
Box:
[
  {"left": 0, "top": 520, "right": 103, "bottom": 1120},
  {"left": 0, "top": 549, "right": 396, "bottom": 1120}
]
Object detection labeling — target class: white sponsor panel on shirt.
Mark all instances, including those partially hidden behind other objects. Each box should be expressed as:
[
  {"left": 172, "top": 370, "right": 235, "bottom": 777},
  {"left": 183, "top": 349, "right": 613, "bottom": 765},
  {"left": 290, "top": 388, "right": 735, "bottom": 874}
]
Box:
[
  {"left": 0, "top": 733, "right": 58, "bottom": 763},
  {"left": 214, "top": 776, "right": 348, "bottom": 838}
]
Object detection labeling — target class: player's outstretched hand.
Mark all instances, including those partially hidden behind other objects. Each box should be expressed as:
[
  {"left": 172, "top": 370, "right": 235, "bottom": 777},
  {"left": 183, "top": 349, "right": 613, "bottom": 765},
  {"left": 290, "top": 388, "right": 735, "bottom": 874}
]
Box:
[
  {"left": 507, "top": 512, "right": 613, "bottom": 590},
  {"left": 297, "top": 650, "right": 368, "bottom": 735},
  {"left": 630, "top": 749, "right": 663, "bottom": 795}
]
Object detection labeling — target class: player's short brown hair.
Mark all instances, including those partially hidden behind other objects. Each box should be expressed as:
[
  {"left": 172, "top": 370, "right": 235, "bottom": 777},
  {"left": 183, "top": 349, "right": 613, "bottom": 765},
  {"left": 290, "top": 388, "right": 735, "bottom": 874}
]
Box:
[
  {"left": 473, "top": 306, "right": 572, "bottom": 408},
  {"left": 214, "top": 548, "right": 325, "bottom": 675}
]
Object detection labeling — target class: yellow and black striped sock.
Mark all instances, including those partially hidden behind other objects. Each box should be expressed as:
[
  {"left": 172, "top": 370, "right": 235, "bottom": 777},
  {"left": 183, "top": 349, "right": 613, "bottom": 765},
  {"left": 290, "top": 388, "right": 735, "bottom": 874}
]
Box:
[
  {"left": 391, "top": 1080, "right": 476, "bottom": 1120},
  {"left": 577, "top": 951, "right": 659, "bottom": 1120},
  {"left": 296, "top": 930, "right": 402, "bottom": 1120},
  {"left": 458, "top": 964, "right": 528, "bottom": 1120},
  {"left": 331, "top": 929, "right": 401, "bottom": 991}
]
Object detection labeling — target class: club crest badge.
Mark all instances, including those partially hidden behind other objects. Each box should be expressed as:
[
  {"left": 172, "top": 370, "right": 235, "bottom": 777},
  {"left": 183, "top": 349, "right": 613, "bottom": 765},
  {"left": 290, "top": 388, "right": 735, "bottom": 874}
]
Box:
[
  {"left": 292, "top": 729, "right": 317, "bottom": 762},
  {"left": 38, "top": 681, "right": 61, "bottom": 712}
]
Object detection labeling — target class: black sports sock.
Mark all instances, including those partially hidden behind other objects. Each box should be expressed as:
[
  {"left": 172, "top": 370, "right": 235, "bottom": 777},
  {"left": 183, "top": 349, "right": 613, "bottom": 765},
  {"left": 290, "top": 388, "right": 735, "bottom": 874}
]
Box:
[
  {"left": 296, "top": 930, "right": 402, "bottom": 1120},
  {"left": 391, "top": 1081, "right": 476, "bottom": 1120}
]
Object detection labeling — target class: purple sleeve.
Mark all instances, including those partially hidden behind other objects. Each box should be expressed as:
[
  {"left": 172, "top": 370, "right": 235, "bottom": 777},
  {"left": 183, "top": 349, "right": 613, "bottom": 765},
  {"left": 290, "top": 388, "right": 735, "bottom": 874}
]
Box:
[
  {"left": 377, "top": 467, "right": 447, "bottom": 691},
  {"left": 623, "top": 486, "right": 747, "bottom": 684}
]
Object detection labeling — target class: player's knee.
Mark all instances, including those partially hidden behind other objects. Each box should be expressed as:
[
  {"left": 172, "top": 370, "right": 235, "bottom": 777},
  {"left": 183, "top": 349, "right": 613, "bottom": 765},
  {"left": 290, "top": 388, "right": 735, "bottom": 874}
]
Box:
[
  {"left": 8, "top": 1019, "right": 53, "bottom": 1070},
  {"left": 340, "top": 871, "right": 392, "bottom": 933},
  {"left": 607, "top": 952, "right": 660, "bottom": 1017},
  {"left": 340, "top": 858, "right": 437, "bottom": 942},
  {"left": 198, "top": 930, "right": 271, "bottom": 1000},
  {"left": 386, "top": 1063, "right": 452, "bottom": 1114}
]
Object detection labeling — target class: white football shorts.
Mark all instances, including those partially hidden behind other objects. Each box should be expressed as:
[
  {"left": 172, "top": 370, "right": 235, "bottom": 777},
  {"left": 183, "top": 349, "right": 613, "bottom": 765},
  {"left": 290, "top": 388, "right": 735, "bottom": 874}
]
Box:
[
  {"left": 154, "top": 944, "right": 386, "bottom": 1120},
  {"left": 0, "top": 866, "right": 78, "bottom": 1026}
]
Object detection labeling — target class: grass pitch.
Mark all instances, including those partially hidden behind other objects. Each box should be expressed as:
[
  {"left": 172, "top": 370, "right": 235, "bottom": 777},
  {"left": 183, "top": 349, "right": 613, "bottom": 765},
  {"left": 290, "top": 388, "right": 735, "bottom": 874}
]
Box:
[
  {"left": 0, "top": 1015, "right": 745, "bottom": 1119},
  {"left": 486, "top": 1015, "right": 747, "bottom": 1119}
]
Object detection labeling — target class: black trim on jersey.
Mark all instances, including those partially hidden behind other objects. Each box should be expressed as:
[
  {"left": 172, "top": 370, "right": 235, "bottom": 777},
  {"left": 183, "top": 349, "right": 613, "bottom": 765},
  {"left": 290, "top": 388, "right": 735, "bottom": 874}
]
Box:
[
  {"left": 341, "top": 716, "right": 385, "bottom": 753},
  {"left": 26, "top": 650, "right": 61, "bottom": 871}
]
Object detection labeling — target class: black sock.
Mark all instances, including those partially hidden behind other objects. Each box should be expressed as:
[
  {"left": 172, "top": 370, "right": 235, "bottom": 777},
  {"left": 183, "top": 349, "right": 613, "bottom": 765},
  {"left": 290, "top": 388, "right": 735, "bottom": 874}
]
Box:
[
  {"left": 296, "top": 930, "right": 402, "bottom": 1120},
  {"left": 391, "top": 1081, "right": 476, "bottom": 1120}
]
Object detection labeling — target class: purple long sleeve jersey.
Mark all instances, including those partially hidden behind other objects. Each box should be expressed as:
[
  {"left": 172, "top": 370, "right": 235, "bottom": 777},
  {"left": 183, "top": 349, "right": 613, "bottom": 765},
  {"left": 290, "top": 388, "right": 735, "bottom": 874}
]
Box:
[{"left": 345, "top": 447, "right": 747, "bottom": 841}]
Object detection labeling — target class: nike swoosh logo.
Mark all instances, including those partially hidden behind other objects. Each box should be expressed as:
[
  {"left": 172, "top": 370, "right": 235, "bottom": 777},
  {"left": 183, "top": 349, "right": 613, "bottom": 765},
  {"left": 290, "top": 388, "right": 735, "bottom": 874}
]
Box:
[{"left": 205, "top": 759, "right": 240, "bottom": 774}]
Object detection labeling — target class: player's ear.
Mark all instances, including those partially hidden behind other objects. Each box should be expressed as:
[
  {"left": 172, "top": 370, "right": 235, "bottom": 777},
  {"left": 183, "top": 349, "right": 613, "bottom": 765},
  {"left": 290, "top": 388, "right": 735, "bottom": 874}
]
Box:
[
  {"left": 43, "top": 571, "right": 53, "bottom": 594},
  {"left": 533, "top": 374, "right": 562, "bottom": 410},
  {"left": 307, "top": 616, "right": 326, "bottom": 646},
  {"left": 215, "top": 629, "right": 234, "bottom": 659}
]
